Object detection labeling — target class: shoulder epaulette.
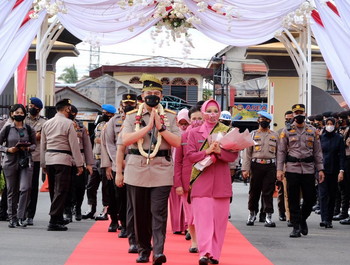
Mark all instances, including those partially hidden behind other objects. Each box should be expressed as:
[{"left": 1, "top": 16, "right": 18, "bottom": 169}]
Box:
[
  {"left": 165, "top": 109, "right": 176, "bottom": 115},
  {"left": 40, "top": 115, "right": 47, "bottom": 120},
  {"left": 126, "top": 109, "right": 138, "bottom": 115}
]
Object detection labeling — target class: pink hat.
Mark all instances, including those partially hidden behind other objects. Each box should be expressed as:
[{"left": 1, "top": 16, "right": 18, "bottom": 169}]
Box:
[
  {"left": 177, "top": 108, "right": 190, "bottom": 124},
  {"left": 200, "top": 99, "right": 221, "bottom": 113}
]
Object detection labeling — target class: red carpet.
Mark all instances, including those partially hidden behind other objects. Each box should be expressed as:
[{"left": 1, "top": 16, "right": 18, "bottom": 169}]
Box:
[{"left": 65, "top": 221, "right": 272, "bottom": 265}]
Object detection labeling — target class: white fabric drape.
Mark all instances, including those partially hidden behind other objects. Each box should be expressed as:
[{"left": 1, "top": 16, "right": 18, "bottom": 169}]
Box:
[
  {"left": 314, "top": 0, "right": 350, "bottom": 79},
  {"left": 0, "top": 11, "right": 47, "bottom": 95},
  {"left": 0, "top": 0, "right": 17, "bottom": 27},
  {"left": 334, "top": 0, "right": 350, "bottom": 32},
  {"left": 0, "top": 0, "right": 33, "bottom": 60}
]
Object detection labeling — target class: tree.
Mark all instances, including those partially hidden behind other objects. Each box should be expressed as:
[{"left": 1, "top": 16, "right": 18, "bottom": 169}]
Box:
[
  {"left": 202, "top": 88, "right": 213, "bottom": 101},
  {"left": 58, "top": 64, "right": 78, "bottom": 83}
]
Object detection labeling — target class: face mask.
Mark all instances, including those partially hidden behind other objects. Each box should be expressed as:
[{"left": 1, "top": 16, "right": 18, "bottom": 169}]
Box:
[
  {"left": 13, "top": 115, "right": 25, "bottom": 122},
  {"left": 260, "top": 120, "right": 270, "bottom": 129},
  {"left": 29, "top": 107, "right": 40, "bottom": 116},
  {"left": 68, "top": 113, "right": 76, "bottom": 120},
  {"left": 325, "top": 125, "right": 335, "bottom": 133},
  {"left": 179, "top": 124, "right": 189, "bottom": 132},
  {"left": 102, "top": 114, "right": 111, "bottom": 122},
  {"left": 144, "top": 95, "right": 160, "bottom": 108},
  {"left": 203, "top": 112, "right": 220, "bottom": 124},
  {"left": 123, "top": 105, "right": 136, "bottom": 113},
  {"left": 191, "top": 119, "right": 204, "bottom": 128},
  {"left": 294, "top": 115, "right": 305, "bottom": 124}
]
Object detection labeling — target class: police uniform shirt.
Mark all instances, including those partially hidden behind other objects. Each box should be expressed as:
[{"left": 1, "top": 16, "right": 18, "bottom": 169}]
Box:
[
  {"left": 92, "top": 121, "right": 106, "bottom": 158},
  {"left": 122, "top": 108, "right": 180, "bottom": 187},
  {"left": 100, "top": 122, "right": 112, "bottom": 169},
  {"left": 105, "top": 114, "right": 124, "bottom": 170},
  {"left": 277, "top": 123, "right": 324, "bottom": 174},
  {"left": 242, "top": 129, "right": 278, "bottom": 171},
  {"left": 40, "top": 113, "right": 83, "bottom": 168},
  {"left": 25, "top": 115, "right": 47, "bottom": 162},
  {"left": 74, "top": 120, "right": 94, "bottom": 166}
]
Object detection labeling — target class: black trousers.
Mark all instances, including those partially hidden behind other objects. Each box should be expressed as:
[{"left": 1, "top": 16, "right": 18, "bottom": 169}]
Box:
[
  {"left": 106, "top": 174, "right": 118, "bottom": 222},
  {"left": 286, "top": 172, "right": 316, "bottom": 226},
  {"left": 335, "top": 157, "right": 350, "bottom": 215},
  {"left": 65, "top": 166, "right": 87, "bottom": 213},
  {"left": 86, "top": 159, "right": 109, "bottom": 207},
  {"left": 319, "top": 172, "right": 338, "bottom": 222},
  {"left": 27, "top": 161, "right": 40, "bottom": 219},
  {"left": 112, "top": 171, "right": 126, "bottom": 226},
  {"left": 276, "top": 180, "right": 286, "bottom": 215},
  {"left": 248, "top": 162, "right": 276, "bottom": 214},
  {"left": 128, "top": 185, "right": 171, "bottom": 257},
  {"left": 47, "top": 164, "right": 72, "bottom": 222},
  {"left": 126, "top": 184, "right": 136, "bottom": 245}
]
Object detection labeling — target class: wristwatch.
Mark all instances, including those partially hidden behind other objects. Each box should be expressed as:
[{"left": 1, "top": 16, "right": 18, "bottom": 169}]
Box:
[{"left": 158, "top": 124, "right": 166, "bottom": 133}]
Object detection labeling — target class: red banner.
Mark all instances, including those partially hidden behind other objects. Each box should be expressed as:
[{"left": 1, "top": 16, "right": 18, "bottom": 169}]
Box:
[{"left": 16, "top": 53, "right": 28, "bottom": 105}]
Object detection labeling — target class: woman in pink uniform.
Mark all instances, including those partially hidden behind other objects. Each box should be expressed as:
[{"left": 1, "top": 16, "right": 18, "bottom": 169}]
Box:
[
  {"left": 174, "top": 105, "right": 203, "bottom": 253},
  {"left": 187, "top": 99, "right": 237, "bottom": 265}
]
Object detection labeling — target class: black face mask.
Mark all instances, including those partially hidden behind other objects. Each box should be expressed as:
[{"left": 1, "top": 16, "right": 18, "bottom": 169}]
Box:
[
  {"left": 13, "top": 115, "right": 25, "bottom": 122},
  {"left": 68, "top": 113, "right": 76, "bottom": 120},
  {"left": 29, "top": 107, "right": 40, "bottom": 116},
  {"left": 102, "top": 114, "right": 111, "bottom": 122},
  {"left": 295, "top": 115, "right": 306, "bottom": 124},
  {"left": 144, "top": 95, "right": 160, "bottom": 108},
  {"left": 123, "top": 105, "right": 136, "bottom": 113},
  {"left": 260, "top": 120, "right": 270, "bottom": 129}
]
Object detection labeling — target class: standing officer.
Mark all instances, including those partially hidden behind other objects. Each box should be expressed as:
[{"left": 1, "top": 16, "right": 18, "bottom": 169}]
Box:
[
  {"left": 82, "top": 105, "right": 115, "bottom": 220},
  {"left": 242, "top": 111, "right": 278, "bottom": 227},
  {"left": 122, "top": 74, "right": 181, "bottom": 265},
  {"left": 277, "top": 104, "right": 325, "bottom": 238},
  {"left": 64, "top": 105, "right": 94, "bottom": 222},
  {"left": 105, "top": 93, "right": 138, "bottom": 237},
  {"left": 40, "top": 99, "right": 83, "bottom": 231},
  {"left": 25, "top": 97, "right": 47, "bottom": 226}
]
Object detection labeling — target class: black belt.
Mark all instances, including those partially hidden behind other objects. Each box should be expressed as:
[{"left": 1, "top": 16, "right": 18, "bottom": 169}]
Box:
[
  {"left": 128, "top": 149, "right": 170, "bottom": 157},
  {"left": 47, "top": 149, "right": 72, "bottom": 156},
  {"left": 286, "top": 155, "right": 313, "bottom": 163}
]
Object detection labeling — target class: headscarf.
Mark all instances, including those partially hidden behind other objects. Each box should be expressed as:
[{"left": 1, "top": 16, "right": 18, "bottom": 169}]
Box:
[
  {"left": 177, "top": 108, "right": 190, "bottom": 133},
  {"left": 200, "top": 99, "right": 221, "bottom": 138}
]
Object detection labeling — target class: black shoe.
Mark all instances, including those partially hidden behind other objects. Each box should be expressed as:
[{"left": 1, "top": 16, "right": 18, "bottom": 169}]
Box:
[
  {"left": 118, "top": 227, "right": 128, "bottom": 238},
  {"left": 75, "top": 207, "right": 82, "bottom": 221},
  {"left": 185, "top": 231, "right": 191, "bottom": 240},
  {"left": 136, "top": 255, "right": 149, "bottom": 263},
  {"left": 153, "top": 254, "right": 166, "bottom": 265},
  {"left": 8, "top": 220, "right": 17, "bottom": 228},
  {"left": 333, "top": 213, "right": 349, "bottom": 221},
  {"left": 64, "top": 214, "right": 73, "bottom": 223},
  {"left": 199, "top": 257, "right": 209, "bottom": 265},
  {"left": 26, "top": 218, "right": 34, "bottom": 226},
  {"left": 128, "top": 244, "right": 138, "bottom": 253},
  {"left": 320, "top": 221, "right": 326, "bottom": 227},
  {"left": 47, "top": 223, "right": 68, "bottom": 231},
  {"left": 325, "top": 221, "right": 333, "bottom": 228},
  {"left": 108, "top": 222, "right": 118, "bottom": 232},
  {"left": 259, "top": 214, "right": 266, "bottom": 223},
  {"left": 189, "top": 247, "right": 198, "bottom": 253},
  {"left": 289, "top": 228, "right": 301, "bottom": 238},
  {"left": 173, "top": 231, "right": 182, "bottom": 235},
  {"left": 209, "top": 258, "right": 219, "bottom": 264},
  {"left": 314, "top": 209, "right": 321, "bottom": 215},
  {"left": 312, "top": 204, "right": 320, "bottom": 211},
  {"left": 57, "top": 218, "right": 70, "bottom": 225},
  {"left": 95, "top": 213, "right": 108, "bottom": 221},
  {"left": 82, "top": 210, "right": 95, "bottom": 220},
  {"left": 339, "top": 217, "right": 350, "bottom": 224},
  {"left": 300, "top": 221, "right": 308, "bottom": 235},
  {"left": 287, "top": 220, "right": 293, "bottom": 227},
  {"left": 279, "top": 215, "right": 286, "bottom": 221},
  {"left": 17, "top": 218, "right": 27, "bottom": 227}
]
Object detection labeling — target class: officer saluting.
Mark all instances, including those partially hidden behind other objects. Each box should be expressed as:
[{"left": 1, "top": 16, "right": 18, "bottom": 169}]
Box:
[
  {"left": 122, "top": 74, "right": 181, "bottom": 265},
  {"left": 277, "top": 104, "right": 325, "bottom": 238},
  {"left": 40, "top": 99, "right": 84, "bottom": 231}
]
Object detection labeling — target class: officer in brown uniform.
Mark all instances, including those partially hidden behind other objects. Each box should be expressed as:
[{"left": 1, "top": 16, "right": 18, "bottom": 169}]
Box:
[
  {"left": 105, "top": 93, "right": 138, "bottom": 237},
  {"left": 82, "top": 105, "right": 115, "bottom": 220},
  {"left": 242, "top": 111, "right": 278, "bottom": 227},
  {"left": 25, "top": 97, "right": 47, "bottom": 225},
  {"left": 64, "top": 105, "right": 94, "bottom": 222},
  {"left": 277, "top": 104, "right": 325, "bottom": 238},
  {"left": 40, "top": 99, "right": 84, "bottom": 231},
  {"left": 122, "top": 74, "right": 181, "bottom": 265}
]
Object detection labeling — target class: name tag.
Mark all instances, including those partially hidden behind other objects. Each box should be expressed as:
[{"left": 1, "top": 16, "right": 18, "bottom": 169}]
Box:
[
  {"left": 181, "top": 142, "right": 188, "bottom": 146},
  {"left": 198, "top": 140, "right": 204, "bottom": 143}
]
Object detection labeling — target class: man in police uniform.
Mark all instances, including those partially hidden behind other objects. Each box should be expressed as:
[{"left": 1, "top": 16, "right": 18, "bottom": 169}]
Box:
[
  {"left": 41, "top": 99, "right": 84, "bottom": 231},
  {"left": 64, "top": 105, "right": 94, "bottom": 222},
  {"left": 82, "top": 104, "right": 115, "bottom": 220},
  {"left": 242, "top": 111, "right": 278, "bottom": 227},
  {"left": 104, "top": 93, "right": 137, "bottom": 237},
  {"left": 24, "top": 97, "right": 47, "bottom": 225},
  {"left": 277, "top": 104, "right": 325, "bottom": 238},
  {"left": 122, "top": 74, "right": 181, "bottom": 265}
]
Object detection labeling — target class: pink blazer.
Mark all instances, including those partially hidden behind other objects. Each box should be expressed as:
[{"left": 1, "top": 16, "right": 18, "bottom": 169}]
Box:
[
  {"left": 174, "top": 130, "right": 192, "bottom": 192},
  {"left": 187, "top": 124, "right": 238, "bottom": 198}
]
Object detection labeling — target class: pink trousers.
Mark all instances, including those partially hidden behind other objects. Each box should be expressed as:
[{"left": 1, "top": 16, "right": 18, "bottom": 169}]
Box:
[
  {"left": 169, "top": 187, "right": 186, "bottom": 232},
  {"left": 192, "top": 197, "right": 230, "bottom": 260},
  {"left": 181, "top": 191, "right": 194, "bottom": 225}
]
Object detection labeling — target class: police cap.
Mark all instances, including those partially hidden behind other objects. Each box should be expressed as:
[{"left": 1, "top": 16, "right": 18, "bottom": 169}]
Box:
[
  {"left": 122, "top": 93, "right": 137, "bottom": 103},
  {"left": 291, "top": 104, "right": 305, "bottom": 112},
  {"left": 140, "top": 74, "right": 162, "bottom": 92}
]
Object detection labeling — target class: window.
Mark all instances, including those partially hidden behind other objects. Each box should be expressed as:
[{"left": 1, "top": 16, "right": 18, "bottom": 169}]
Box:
[{"left": 129, "top": 76, "right": 142, "bottom": 84}]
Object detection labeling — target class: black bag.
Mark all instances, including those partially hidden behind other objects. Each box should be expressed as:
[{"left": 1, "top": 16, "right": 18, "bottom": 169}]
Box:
[{"left": 18, "top": 151, "right": 30, "bottom": 169}]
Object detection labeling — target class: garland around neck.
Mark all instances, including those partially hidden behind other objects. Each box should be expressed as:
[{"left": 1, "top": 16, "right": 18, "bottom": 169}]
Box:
[{"left": 135, "top": 103, "right": 165, "bottom": 160}]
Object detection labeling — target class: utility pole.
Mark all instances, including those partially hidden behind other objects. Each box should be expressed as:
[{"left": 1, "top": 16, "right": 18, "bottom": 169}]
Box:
[{"left": 89, "top": 45, "right": 100, "bottom": 71}]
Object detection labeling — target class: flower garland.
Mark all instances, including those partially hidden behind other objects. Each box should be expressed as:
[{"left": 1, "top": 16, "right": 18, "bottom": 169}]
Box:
[{"left": 135, "top": 103, "right": 165, "bottom": 162}]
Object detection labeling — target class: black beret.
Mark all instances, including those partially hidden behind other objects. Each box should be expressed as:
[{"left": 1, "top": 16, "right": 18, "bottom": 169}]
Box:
[
  {"left": 339, "top": 111, "right": 348, "bottom": 119},
  {"left": 314, "top": 115, "right": 323, "bottom": 121},
  {"left": 322, "top": 111, "right": 332, "bottom": 118},
  {"left": 308, "top": 115, "right": 315, "bottom": 121}
]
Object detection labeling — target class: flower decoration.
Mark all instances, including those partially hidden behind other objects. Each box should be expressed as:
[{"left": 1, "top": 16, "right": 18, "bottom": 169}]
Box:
[{"left": 31, "top": 0, "right": 67, "bottom": 18}]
